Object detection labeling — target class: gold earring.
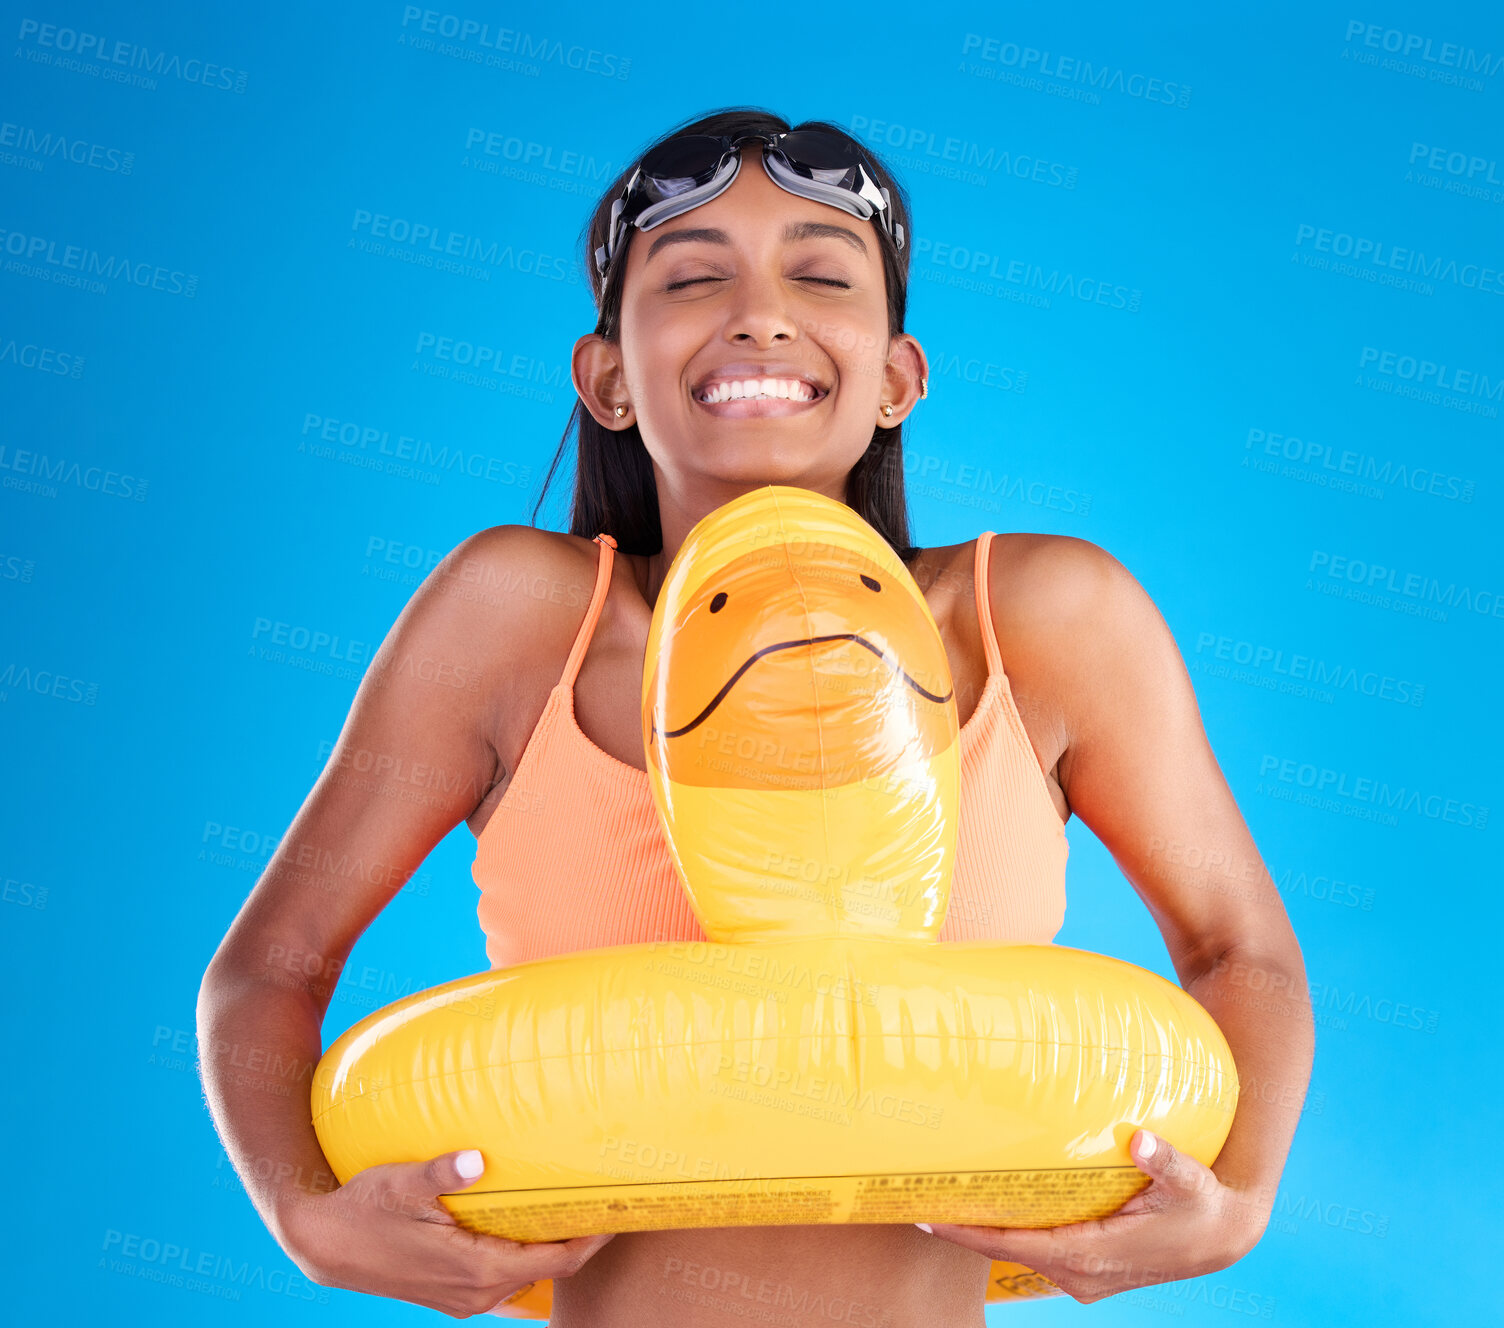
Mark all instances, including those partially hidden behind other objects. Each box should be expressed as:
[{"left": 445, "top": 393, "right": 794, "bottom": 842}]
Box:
[
  {"left": 614, "top": 404, "right": 628, "bottom": 418},
  {"left": 920, "top": 377, "right": 928, "bottom": 399},
  {"left": 881, "top": 403, "right": 893, "bottom": 418}
]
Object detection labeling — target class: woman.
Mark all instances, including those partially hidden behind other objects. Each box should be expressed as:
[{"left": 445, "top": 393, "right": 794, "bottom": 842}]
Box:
[{"left": 197, "top": 107, "right": 1313, "bottom": 1325}]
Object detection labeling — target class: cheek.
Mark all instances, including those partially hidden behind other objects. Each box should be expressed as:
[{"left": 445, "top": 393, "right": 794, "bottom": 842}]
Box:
[
  {"left": 813, "top": 308, "right": 889, "bottom": 388},
  {"left": 619, "top": 311, "right": 705, "bottom": 394},
  {"left": 836, "top": 337, "right": 890, "bottom": 393}
]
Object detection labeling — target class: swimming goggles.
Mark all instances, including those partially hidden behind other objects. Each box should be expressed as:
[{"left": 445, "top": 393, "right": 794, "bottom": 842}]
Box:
[{"left": 594, "top": 130, "right": 905, "bottom": 281}]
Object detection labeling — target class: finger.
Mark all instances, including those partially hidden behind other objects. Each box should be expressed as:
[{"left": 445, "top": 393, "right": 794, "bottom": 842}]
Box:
[
  {"left": 923, "top": 1222, "right": 1078, "bottom": 1268},
  {"left": 559, "top": 1233, "right": 618, "bottom": 1256},
  {"left": 480, "top": 1230, "right": 617, "bottom": 1261},
  {"left": 1111, "top": 1189, "right": 1155, "bottom": 1217},
  {"left": 496, "top": 1230, "right": 616, "bottom": 1251},
  {"left": 369, "top": 1148, "right": 490, "bottom": 1228},
  {"left": 420, "top": 1148, "right": 489, "bottom": 1224},
  {"left": 490, "top": 1230, "right": 616, "bottom": 1280},
  {"left": 1130, "top": 1130, "right": 1210, "bottom": 1199}
]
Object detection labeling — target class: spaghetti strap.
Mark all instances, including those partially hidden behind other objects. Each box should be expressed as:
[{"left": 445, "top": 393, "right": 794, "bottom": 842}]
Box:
[
  {"left": 560, "top": 533, "right": 617, "bottom": 688},
  {"left": 973, "top": 531, "right": 1003, "bottom": 681}
]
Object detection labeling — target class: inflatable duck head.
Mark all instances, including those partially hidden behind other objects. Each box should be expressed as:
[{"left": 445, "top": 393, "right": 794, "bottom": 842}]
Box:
[{"left": 643, "top": 485, "right": 960, "bottom": 944}]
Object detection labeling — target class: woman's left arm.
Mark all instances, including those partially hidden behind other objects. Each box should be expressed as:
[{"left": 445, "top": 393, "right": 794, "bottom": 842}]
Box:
[{"left": 922, "top": 537, "right": 1316, "bottom": 1301}]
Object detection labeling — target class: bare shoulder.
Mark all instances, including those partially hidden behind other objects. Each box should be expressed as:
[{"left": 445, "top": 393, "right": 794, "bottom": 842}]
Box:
[
  {"left": 418, "top": 524, "right": 606, "bottom": 722},
  {"left": 985, "top": 531, "right": 1141, "bottom": 622},
  {"left": 909, "top": 530, "right": 1133, "bottom": 616},
  {"left": 984, "top": 531, "right": 1180, "bottom": 707},
  {"left": 438, "top": 524, "right": 602, "bottom": 636}
]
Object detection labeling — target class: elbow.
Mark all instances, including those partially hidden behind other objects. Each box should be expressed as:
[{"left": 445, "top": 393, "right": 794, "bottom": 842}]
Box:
[
  {"left": 1188, "top": 939, "right": 1309, "bottom": 1000},
  {"left": 1189, "top": 944, "right": 1317, "bottom": 1058},
  {"left": 1182, "top": 900, "right": 1309, "bottom": 984},
  {"left": 196, "top": 954, "right": 231, "bottom": 1032},
  {"left": 196, "top": 944, "right": 257, "bottom": 1027}
]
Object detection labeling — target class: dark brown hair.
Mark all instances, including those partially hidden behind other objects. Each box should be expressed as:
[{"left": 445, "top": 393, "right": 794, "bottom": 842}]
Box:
[{"left": 529, "top": 106, "right": 919, "bottom": 560}]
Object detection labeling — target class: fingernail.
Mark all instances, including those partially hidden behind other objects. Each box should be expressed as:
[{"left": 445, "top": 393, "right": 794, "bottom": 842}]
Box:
[
  {"left": 1138, "top": 1131, "right": 1157, "bottom": 1159},
  {"left": 915, "top": 1223, "right": 933, "bottom": 1234},
  {"left": 456, "top": 1149, "right": 485, "bottom": 1179}
]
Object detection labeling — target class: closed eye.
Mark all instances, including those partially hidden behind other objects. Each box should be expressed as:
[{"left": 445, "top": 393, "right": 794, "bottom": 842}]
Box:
[{"left": 665, "top": 276, "right": 851, "bottom": 291}]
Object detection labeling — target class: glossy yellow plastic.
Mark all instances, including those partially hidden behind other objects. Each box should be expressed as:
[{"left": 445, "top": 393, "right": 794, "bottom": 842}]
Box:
[{"left": 310, "top": 486, "right": 1239, "bottom": 1317}]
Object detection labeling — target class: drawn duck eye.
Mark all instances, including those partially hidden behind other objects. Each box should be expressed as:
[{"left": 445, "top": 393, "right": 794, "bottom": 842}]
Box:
[
  {"left": 709, "top": 591, "right": 727, "bottom": 612},
  {"left": 859, "top": 574, "right": 881, "bottom": 592}
]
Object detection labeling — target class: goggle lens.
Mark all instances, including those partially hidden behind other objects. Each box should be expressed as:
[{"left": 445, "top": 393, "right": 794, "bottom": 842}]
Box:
[{"left": 599, "top": 131, "right": 897, "bottom": 279}]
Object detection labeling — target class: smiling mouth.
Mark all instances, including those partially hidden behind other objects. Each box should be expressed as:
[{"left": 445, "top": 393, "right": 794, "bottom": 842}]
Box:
[
  {"left": 693, "top": 378, "right": 830, "bottom": 406},
  {"left": 651, "top": 633, "right": 952, "bottom": 741},
  {"left": 691, "top": 389, "right": 829, "bottom": 419}
]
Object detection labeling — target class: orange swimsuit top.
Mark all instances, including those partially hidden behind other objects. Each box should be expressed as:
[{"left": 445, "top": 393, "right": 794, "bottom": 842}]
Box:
[{"left": 472, "top": 531, "right": 1068, "bottom": 969}]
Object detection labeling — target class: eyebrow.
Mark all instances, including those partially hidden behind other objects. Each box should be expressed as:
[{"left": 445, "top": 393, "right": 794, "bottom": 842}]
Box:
[{"left": 644, "top": 219, "right": 869, "bottom": 264}]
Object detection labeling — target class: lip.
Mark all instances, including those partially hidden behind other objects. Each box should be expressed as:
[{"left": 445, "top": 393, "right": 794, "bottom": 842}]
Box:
[{"left": 690, "top": 365, "right": 830, "bottom": 418}]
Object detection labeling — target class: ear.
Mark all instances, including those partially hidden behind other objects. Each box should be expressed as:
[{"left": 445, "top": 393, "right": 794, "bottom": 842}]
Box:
[
  {"left": 880, "top": 332, "right": 928, "bottom": 425},
  {"left": 573, "top": 332, "right": 634, "bottom": 429}
]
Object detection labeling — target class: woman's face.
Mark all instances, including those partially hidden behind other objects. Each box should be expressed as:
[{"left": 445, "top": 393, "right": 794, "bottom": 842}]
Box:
[{"left": 577, "top": 143, "right": 925, "bottom": 511}]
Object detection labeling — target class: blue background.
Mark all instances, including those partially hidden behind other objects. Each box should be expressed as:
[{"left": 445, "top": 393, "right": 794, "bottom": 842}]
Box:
[{"left": 3, "top": 2, "right": 1499, "bottom": 1323}]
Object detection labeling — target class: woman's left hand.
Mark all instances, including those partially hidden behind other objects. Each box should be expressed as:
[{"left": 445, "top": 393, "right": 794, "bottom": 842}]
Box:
[{"left": 916, "top": 1130, "right": 1267, "bottom": 1304}]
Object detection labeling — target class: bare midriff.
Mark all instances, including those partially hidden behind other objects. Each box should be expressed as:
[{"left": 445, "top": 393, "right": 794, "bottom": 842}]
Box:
[{"left": 546, "top": 1223, "right": 992, "bottom": 1328}]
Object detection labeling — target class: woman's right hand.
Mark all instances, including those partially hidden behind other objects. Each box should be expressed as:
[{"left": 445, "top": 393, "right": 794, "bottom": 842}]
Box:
[{"left": 285, "top": 1148, "right": 617, "bottom": 1318}]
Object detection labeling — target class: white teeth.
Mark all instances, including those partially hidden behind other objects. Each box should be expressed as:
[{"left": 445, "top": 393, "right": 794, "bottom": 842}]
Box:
[{"left": 698, "top": 377, "right": 818, "bottom": 404}]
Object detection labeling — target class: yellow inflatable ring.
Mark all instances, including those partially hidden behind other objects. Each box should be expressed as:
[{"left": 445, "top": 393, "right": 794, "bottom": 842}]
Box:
[{"left": 311, "top": 486, "right": 1239, "bottom": 1316}]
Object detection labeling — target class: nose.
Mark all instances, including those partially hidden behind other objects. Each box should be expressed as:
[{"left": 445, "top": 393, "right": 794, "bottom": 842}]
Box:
[{"left": 721, "top": 259, "right": 800, "bottom": 346}]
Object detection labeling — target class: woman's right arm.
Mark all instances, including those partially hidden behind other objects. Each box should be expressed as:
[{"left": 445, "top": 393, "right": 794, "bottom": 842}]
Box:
[{"left": 195, "top": 526, "right": 615, "bottom": 1316}]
